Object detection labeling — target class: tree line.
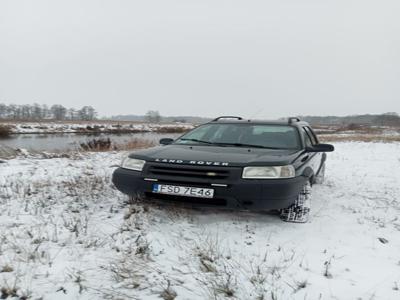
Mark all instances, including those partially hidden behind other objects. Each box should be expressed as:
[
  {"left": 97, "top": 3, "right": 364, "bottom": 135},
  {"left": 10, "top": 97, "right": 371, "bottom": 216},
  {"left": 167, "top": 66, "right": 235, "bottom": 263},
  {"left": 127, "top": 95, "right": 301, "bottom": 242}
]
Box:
[
  {"left": 300, "top": 112, "right": 400, "bottom": 127},
  {"left": 0, "top": 103, "right": 97, "bottom": 121}
]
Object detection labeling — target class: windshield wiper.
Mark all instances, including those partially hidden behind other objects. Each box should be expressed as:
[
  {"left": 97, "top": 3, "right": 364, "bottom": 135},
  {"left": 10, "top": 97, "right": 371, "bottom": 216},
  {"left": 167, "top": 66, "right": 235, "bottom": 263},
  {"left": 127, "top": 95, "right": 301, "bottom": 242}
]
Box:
[
  {"left": 178, "top": 138, "right": 214, "bottom": 144},
  {"left": 211, "top": 142, "right": 283, "bottom": 149}
]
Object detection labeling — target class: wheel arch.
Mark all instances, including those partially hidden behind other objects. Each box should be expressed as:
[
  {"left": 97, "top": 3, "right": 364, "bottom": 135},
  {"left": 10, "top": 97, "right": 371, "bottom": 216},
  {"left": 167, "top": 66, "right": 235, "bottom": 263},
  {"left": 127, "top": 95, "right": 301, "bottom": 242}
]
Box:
[{"left": 301, "top": 167, "right": 315, "bottom": 184}]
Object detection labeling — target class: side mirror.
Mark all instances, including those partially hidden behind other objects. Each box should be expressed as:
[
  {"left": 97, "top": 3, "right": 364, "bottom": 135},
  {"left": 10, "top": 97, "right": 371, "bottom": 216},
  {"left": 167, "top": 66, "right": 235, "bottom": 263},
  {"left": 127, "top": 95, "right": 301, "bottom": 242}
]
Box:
[
  {"left": 159, "top": 138, "right": 174, "bottom": 145},
  {"left": 306, "top": 143, "right": 334, "bottom": 152}
]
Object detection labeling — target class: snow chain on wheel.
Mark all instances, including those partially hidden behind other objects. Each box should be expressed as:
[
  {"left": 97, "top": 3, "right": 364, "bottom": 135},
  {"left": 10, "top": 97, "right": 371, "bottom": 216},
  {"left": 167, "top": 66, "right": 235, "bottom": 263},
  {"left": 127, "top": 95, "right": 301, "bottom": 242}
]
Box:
[{"left": 280, "top": 181, "right": 311, "bottom": 223}]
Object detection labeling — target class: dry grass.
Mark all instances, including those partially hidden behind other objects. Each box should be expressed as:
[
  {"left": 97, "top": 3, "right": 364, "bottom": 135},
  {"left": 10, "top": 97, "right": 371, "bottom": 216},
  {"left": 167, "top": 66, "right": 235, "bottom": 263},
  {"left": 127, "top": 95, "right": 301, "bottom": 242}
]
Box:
[
  {"left": 337, "top": 126, "right": 385, "bottom": 134},
  {"left": 155, "top": 126, "right": 188, "bottom": 134},
  {"left": 0, "top": 125, "right": 12, "bottom": 137},
  {"left": 314, "top": 124, "right": 400, "bottom": 135},
  {"left": 79, "top": 138, "right": 155, "bottom": 152},
  {"left": 320, "top": 134, "right": 400, "bottom": 143},
  {"left": 114, "top": 139, "right": 156, "bottom": 150},
  {"left": 160, "top": 280, "right": 177, "bottom": 300},
  {"left": 79, "top": 138, "right": 112, "bottom": 151},
  {"left": 0, "top": 265, "right": 14, "bottom": 273}
]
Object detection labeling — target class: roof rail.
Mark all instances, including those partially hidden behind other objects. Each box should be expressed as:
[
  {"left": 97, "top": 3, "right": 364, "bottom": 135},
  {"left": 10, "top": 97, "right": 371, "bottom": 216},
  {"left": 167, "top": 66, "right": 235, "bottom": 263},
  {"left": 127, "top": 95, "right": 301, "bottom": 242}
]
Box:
[
  {"left": 288, "top": 117, "right": 301, "bottom": 124},
  {"left": 212, "top": 116, "right": 244, "bottom": 122}
]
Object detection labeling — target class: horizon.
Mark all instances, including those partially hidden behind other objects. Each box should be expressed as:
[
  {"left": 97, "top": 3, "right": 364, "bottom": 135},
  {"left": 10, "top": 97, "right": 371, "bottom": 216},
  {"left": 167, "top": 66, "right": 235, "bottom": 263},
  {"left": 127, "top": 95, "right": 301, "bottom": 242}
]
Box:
[
  {"left": 0, "top": 100, "right": 399, "bottom": 120},
  {"left": 0, "top": 99, "right": 398, "bottom": 120}
]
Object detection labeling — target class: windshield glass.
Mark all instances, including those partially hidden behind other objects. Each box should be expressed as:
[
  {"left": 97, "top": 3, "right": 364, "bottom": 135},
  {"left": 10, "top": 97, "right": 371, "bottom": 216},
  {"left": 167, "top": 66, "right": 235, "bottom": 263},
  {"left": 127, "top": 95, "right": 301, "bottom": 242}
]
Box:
[{"left": 175, "top": 123, "right": 301, "bottom": 150}]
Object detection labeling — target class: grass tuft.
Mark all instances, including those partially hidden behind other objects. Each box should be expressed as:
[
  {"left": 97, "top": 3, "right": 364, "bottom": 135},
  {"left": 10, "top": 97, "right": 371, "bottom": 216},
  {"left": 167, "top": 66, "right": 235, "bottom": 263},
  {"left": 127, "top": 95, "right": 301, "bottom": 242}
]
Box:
[
  {"left": 160, "top": 280, "right": 177, "bottom": 300},
  {"left": 0, "top": 125, "right": 12, "bottom": 137}
]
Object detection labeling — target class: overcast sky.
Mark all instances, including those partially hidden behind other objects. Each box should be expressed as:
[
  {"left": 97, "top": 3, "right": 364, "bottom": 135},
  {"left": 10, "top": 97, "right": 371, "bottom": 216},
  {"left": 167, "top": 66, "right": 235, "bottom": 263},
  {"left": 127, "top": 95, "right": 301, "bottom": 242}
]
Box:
[{"left": 0, "top": 0, "right": 399, "bottom": 119}]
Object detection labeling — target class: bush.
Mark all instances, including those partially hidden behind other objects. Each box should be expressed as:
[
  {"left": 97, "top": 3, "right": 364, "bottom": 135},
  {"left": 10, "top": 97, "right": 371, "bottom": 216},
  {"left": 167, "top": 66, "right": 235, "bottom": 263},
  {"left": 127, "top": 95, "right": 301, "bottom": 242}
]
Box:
[
  {"left": 80, "top": 138, "right": 112, "bottom": 151},
  {"left": 0, "top": 125, "right": 12, "bottom": 137},
  {"left": 79, "top": 137, "right": 155, "bottom": 152},
  {"left": 155, "top": 126, "right": 189, "bottom": 134}
]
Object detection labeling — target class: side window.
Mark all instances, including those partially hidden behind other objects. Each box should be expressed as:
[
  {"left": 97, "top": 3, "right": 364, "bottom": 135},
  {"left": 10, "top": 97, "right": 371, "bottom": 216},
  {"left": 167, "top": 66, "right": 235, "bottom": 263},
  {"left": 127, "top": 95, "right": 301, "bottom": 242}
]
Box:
[
  {"left": 302, "top": 128, "right": 314, "bottom": 147},
  {"left": 306, "top": 127, "right": 319, "bottom": 145},
  {"left": 304, "top": 127, "right": 318, "bottom": 145}
]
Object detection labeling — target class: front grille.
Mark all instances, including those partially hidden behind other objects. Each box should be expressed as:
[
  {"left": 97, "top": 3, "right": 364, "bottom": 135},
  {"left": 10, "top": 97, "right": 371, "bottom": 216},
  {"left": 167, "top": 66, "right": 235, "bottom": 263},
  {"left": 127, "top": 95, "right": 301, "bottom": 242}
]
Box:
[{"left": 146, "top": 164, "right": 232, "bottom": 180}]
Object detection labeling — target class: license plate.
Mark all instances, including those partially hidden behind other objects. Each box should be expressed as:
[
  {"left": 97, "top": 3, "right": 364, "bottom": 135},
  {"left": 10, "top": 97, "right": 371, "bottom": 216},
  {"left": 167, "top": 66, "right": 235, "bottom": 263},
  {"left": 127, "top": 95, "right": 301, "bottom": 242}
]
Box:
[{"left": 152, "top": 184, "right": 214, "bottom": 198}]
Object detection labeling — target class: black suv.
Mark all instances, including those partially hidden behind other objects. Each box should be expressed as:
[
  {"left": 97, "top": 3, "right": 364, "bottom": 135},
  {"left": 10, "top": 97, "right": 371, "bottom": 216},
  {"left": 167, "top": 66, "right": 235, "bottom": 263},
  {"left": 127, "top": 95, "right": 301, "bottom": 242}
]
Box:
[{"left": 112, "top": 117, "right": 334, "bottom": 222}]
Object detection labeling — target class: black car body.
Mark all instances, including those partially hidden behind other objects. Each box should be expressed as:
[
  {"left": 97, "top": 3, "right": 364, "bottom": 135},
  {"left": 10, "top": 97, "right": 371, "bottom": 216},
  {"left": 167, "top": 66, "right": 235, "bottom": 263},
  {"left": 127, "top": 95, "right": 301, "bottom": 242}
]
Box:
[{"left": 112, "top": 117, "right": 334, "bottom": 211}]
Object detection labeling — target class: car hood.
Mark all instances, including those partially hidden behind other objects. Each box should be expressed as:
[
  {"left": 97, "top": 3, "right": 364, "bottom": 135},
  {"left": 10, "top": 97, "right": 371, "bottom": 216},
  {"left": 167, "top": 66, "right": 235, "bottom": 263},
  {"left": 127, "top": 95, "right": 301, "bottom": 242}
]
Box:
[{"left": 129, "top": 144, "right": 302, "bottom": 167}]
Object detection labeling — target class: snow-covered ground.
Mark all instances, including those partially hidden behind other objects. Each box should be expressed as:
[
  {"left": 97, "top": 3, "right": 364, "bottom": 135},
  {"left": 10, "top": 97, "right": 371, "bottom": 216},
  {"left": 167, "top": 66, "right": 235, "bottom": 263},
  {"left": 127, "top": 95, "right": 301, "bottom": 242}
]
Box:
[
  {"left": 3, "top": 122, "right": 193, "bottom": 134},
  {"left": 0, "top": 142, "right": 400, "bottom": 299}
]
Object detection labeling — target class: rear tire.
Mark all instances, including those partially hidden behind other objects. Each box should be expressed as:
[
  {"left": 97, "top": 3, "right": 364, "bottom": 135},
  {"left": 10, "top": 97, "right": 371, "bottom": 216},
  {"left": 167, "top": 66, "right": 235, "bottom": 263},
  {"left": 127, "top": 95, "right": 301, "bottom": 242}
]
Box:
[{"left": 280, "top": 181, "right": 311, "bottom": 223}]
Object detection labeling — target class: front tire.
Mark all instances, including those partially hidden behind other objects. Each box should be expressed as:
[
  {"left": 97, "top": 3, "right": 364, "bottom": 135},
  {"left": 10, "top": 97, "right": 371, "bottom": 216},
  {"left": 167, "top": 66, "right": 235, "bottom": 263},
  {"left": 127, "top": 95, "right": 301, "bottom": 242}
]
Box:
[{"left": 280, "top": 181, "right": 311, "bottom": 223}]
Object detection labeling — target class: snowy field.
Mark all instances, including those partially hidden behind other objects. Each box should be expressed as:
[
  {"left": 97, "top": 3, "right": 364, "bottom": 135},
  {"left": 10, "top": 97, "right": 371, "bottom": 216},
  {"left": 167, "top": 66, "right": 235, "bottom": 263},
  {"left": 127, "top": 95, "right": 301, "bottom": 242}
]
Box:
[
  {"left": 2, "top": 122, "right": 193, "bottom": 134},
  {"left": 0, "top": 142, "right": 400, "bottom": 299}
]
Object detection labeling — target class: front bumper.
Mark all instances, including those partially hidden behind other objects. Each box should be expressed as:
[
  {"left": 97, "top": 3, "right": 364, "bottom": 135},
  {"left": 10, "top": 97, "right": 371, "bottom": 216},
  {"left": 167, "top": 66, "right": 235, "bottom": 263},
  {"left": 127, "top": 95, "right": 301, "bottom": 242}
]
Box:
[{"left": 112, "top": 166, "right": 308, "bottom": 210}]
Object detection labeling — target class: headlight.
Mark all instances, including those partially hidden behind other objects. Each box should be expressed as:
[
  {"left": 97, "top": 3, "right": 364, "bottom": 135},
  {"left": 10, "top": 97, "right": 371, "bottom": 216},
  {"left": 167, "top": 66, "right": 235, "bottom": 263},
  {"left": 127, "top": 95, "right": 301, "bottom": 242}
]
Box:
[
  {"left": 121, "top": 157, "right": 146, "bottom": 171},
  {"left": 242, "top": 165, "right": 295, "bottom": 179}
]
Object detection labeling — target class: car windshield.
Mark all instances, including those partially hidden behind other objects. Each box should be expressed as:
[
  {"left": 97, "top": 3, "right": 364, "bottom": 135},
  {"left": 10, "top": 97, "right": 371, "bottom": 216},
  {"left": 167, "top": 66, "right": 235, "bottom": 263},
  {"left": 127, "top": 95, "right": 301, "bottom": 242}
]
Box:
[{"left": 175, "top": 123, "right": 301, "bottom": 150}]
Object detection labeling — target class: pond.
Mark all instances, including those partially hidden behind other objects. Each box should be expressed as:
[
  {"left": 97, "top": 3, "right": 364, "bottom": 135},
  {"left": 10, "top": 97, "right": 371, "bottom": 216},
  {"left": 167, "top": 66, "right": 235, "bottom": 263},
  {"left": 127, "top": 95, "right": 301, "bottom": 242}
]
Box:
[{"left": 0, "top": 132, "right": 181, "bottom": 152}]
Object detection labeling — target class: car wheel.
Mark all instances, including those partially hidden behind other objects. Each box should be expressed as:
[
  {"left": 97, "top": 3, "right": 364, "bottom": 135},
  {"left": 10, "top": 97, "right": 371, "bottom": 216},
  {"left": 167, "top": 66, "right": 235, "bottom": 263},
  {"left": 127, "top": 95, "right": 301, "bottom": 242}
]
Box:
[
  {"left": 314, "top": 164, "right": 325, "bottom": 184},
  {"left": 280, "top": 181, "right": 311, "bottom": 223}
]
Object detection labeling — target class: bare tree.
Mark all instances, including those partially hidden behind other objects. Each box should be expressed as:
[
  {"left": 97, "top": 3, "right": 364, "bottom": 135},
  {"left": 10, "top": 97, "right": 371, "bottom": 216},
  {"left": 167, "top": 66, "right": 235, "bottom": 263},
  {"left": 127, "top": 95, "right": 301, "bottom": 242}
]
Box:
[
  {"left": 78, "top": 106, "right": 97, "bottom": 121},
  {"left": 145, "top": 110, "right": 162, "bottom": 123},
  {"left": 67, "top": 108, "right": 77, "bottom": 120},
  {"left": 374, "top": 114, "right": 400, "bottom": 127},
  {"left": 32, "top": 103, "right": 42, "bottom": 120},
  {"left": 0, "top": 103, "right": 98, "bottom": 121},
  {"left": 0, "top": 103, "right": 6, "bottom": 118},
  {"left": 51, "top": 105, "right": 67, "bottom": 120}
]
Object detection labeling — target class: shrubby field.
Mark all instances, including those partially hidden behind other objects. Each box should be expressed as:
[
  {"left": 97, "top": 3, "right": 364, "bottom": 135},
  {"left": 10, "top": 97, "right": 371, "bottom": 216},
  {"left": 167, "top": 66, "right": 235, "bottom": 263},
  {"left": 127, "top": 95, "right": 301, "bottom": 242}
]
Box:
[
  {"left": 0, "top": 142, "right": 400, "bottom": 299},
  {"left": 1, "top": 121, "right": 192, "bottom": 134}
]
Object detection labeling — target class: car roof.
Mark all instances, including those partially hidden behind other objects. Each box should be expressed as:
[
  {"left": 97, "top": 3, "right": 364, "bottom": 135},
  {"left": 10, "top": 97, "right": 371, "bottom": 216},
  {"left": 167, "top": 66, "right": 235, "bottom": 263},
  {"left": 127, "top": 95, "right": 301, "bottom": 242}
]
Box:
[{"left": 207, "top": 116, "right": 310, "bottom": 127}]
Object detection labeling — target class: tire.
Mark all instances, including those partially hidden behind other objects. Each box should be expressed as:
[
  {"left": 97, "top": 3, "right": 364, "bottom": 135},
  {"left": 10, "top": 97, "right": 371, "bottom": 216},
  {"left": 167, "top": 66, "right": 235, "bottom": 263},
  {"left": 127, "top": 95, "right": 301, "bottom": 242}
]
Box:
[
  {"left": 314, "top": 163, "right": 325, "bottom": 184},
  {"left": 280, "top": 181, "right": 311, "bottom": 223}
]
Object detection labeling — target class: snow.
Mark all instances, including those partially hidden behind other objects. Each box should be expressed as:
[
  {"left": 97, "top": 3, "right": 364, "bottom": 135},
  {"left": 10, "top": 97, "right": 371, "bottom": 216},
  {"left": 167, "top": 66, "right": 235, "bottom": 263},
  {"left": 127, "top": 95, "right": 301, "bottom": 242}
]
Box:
[
  {"left": 0, "top": 142, "right": 400, "bottom": 299},
  {"left": 5, "top": 122, "right": 193, "bottom": 134}
]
